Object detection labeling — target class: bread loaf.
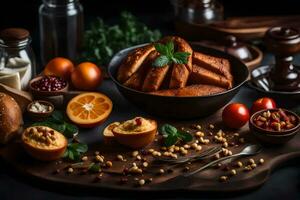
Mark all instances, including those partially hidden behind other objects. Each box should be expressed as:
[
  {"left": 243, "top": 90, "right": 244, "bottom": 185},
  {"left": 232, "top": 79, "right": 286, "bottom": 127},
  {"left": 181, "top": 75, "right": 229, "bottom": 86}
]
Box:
[{"left": 0, "top": 93, "right": 23, "bottom": 144}]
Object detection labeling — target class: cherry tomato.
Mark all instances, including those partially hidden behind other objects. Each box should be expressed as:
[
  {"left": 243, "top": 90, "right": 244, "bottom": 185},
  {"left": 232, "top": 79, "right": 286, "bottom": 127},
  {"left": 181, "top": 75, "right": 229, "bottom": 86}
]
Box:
[
  {"left": 251, "top": 97, "right": 276, "bottom": 114},
  {"left": 222, "top": 103, "right": 250, "bottom": 129}
]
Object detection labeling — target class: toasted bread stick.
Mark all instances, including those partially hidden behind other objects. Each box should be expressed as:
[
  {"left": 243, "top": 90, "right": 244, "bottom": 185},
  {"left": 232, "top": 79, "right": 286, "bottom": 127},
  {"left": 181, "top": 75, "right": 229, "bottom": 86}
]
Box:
[
  {"left": 150, "top": 84, "right": 226, "bottom": 97},
  {"left": 160, "top": 36, "right": 193, "bottom": 89},
  {"left": 117, "top": 44, "right": 155, "bottom": 83},
  {"left": 124, "top": 50, "right": 157, "bottom": 90},
  {"left": 192, "top": 52, "right": 233, "bottom": 83},
  {"left": 190, "top": 65, "right": 232, "bottom": 89},
  {"left": 142, "top": 51, "right": 170, "bottom": 92}
]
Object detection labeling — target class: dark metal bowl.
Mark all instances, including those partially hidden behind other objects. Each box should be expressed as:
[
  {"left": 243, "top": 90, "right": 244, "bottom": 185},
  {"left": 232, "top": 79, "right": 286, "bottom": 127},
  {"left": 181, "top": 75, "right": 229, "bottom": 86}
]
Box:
[
  {"left": 249, "top": 108, "right": 300, "bottom": 144},
  {"left": 108, "top": 44, "right": 249, "bottom": 119}
]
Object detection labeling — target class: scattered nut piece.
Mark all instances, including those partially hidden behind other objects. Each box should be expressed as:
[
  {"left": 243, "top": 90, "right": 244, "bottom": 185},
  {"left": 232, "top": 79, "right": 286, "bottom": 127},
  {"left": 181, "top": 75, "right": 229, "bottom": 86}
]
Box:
[
  {"left": 142, "top": 162, "right": 148, "bottom": 168},
  {"left": 117, "top": 154, "right": 124, "bottom": 161},
  {"left": 139, "top": 179, "right": 145, "bottom": 186},
  {"left": 209, "top": 124, "right": 215, "bottom": 129},
  {"left": 136, "top": 155, "right": 142, "bottom": 160},
  {"left": 219, "top": 176, "right": 228, "bottom": 182},
  {"left": 196, "top": 125, "right": 202, "bottom": 130},
  {"left": 95, "top": 155, "right": 104, "bottom": 163},
  {"left": 259, "top": 158, "right": 265, "bottom": 165},
  {"left": 251, "top": 163, "right": 257, "bottom": 168},
  {"left": 230, "top": 169, "right": 237, "bottom": 176},
  {"left": 94, "top": 151, "right": 100, "bottom": 155},
  {"left": 236, "top": 161, "right": 243, "bottom": 168},
  {"left": 159, "top": 169, "right": 165, "bottom": 174},
  {"left": 106, "top": 161, "right": 113, "bottom": 168},
  {"left": 67, "top": 167, "right": 74, "bottom": 173},
  {"left": 132, "top": 151, "right": 139, "bottom": 157},
  {"left": 248, "top": 158, "right": 255, "bottom": 164},
  {"left": 81, "top": 156, "right": 88, "bottom": 161}
]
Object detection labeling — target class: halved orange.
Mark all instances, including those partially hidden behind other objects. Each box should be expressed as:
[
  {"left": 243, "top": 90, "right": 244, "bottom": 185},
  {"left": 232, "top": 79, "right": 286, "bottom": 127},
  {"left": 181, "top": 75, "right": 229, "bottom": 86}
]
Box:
[{"left": 66, "top": 92, "right": 113, "bottom": 128}]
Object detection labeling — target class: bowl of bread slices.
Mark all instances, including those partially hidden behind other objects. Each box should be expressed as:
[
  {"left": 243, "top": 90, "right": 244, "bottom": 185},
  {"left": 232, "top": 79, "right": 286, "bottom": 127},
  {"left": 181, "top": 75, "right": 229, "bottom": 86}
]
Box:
[{"left": 108, "top": 36, "right": 249, "bottom": 119}]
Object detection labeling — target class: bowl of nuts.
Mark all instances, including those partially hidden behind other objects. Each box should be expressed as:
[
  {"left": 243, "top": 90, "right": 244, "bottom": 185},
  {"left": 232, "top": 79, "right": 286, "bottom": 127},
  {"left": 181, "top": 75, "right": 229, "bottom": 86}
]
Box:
[
  {"left": 29, "top": 75, "right": 69, "bottom": 97},
  {"left": 27, "top": 100, "right": 54, "bottom": 121},
  {"left": 249, "top": 108, "right": 300, "bottom": 144}
]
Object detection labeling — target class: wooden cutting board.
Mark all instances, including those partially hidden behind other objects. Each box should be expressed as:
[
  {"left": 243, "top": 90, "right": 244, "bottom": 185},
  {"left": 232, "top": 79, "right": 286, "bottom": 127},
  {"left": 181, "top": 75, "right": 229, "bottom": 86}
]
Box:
[{"left": 0, "top": 111, "right": 300, "bottom": 193}]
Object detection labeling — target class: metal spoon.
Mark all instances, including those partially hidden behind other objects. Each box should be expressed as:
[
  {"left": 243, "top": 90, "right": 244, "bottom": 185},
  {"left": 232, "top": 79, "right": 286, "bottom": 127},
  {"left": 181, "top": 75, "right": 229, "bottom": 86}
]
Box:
[{"left": 184, "top": 144, "right": 262, "bottom": 177}]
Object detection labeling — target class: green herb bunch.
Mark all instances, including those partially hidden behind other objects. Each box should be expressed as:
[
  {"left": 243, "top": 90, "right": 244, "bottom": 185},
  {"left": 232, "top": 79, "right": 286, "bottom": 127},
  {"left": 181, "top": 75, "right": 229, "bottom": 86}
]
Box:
[
  {"left": 82, "top": 11, "right": 161, "bottom": 66},
  {"left": 160, "top": 124, "right": 193, "bottom": 147}
]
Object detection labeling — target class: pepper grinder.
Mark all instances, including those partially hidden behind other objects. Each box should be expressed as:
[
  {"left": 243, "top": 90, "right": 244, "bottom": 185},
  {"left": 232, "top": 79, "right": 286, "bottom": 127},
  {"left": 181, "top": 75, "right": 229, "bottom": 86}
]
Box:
[{"left": 265, "top": 27, "right": 300, "bottom": 91}]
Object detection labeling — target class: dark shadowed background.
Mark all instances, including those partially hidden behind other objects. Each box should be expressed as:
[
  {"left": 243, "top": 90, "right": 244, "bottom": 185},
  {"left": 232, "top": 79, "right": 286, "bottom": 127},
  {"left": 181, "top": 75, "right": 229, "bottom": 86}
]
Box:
[{"left": 1, "top": 0, "right": 300, "bottom": 57}]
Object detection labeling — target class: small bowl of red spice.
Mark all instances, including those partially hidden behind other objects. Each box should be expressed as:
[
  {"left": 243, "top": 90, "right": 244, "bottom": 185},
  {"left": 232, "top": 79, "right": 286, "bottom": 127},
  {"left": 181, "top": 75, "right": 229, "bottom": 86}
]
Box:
[
  {"left": 29, "top": 75, "right": 69, "bottom": 97},
  {"left": 249, "top": 108, "right": 300, "bottom": 144}
]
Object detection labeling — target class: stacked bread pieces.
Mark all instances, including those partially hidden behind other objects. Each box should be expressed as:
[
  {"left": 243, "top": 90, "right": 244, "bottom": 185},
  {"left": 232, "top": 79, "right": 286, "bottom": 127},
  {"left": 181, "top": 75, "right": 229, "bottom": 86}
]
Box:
[{"left": 117, "top": 36, "right": 233, "bottom": 97}]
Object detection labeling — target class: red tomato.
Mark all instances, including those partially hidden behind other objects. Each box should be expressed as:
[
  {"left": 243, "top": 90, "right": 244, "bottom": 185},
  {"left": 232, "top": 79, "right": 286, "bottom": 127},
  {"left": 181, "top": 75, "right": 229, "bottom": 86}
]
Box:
[
  {"left": 222, "top": 103, "right": 250, "bottom": 129},
  {"left": 251, "top": 97, "right": 276, "bottom": 114}
]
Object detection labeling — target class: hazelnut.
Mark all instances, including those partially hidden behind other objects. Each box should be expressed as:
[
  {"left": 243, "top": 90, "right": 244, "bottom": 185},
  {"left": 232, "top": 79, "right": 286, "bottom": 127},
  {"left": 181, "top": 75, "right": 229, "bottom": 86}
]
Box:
[
  {"left": 132, "top": 151, "right": 139, "bottom": 157},
  {"left": 67, "top": 167, "right": 74, "bottom": 173},
  {"left": 138, "top": 179, "right": 145, "bottom": 186},
  {"left": 106, "top": 161, "right": 113, "bottom": 168},
  {"left": 259, "top": 158, "right": 265, "bottom": 164},
  {"left": 81, "top": 156, "right": 88, "bottom": 161},
  {"left": 219, "top": 176, "right": 228, "bottom": 182}
]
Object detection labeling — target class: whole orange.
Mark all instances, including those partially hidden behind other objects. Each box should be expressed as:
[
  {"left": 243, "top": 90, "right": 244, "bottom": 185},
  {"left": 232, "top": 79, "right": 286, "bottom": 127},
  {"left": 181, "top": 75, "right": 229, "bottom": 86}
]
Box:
[
  {"left": 44, "top": 57, "right": 74, "bottom": 80},
  {"left": 71, "top": 62, "right": 102, "bottom": 90}
]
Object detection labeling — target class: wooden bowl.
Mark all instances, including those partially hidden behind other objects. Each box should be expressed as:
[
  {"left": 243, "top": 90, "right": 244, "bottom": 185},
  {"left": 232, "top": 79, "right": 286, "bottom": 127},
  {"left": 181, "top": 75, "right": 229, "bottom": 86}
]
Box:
[
  {"left": 27, "top": 100, "right": 54, "bottom": 121},
  {"left": 249, "top": 108, "right": 300, "bottom": 144},
  {"left": 29, "top": 76, "right": 69, "bottom": 98},
  {"left": 112, "top": 119, "right": 157, "bottom": 149}
]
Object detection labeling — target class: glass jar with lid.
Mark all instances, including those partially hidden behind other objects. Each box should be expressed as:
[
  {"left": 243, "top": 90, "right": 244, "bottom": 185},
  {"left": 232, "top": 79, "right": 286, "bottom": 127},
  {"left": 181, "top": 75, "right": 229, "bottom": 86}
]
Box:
[
  {"left": 171, "top": 0, "right": 224, "bottom": 24},
  {"left": 0, "top": 28, "right": 36, "bottom": 90},
  {"left": 39, "top": 0, "right": 84, "bottom": 66}
]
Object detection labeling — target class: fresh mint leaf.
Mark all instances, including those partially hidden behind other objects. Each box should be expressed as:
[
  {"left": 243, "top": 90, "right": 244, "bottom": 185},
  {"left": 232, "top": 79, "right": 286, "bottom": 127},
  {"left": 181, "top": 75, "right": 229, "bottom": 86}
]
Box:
[
  {"left": 166, "top": 41, "right": 174, "bottom": 56},
  {"left": 178, "top": 131, "right": 193, "bottom": 142},
  {"left": 88, "top": 163, "right": 101, "bottom": 173},
  {"left": 64, "top": 142, "right": 88, "bottom": 161},
  {"left": 154, "top": 43, "right": 168, "bottom": 55},
  {"left": 161, "top": 124, "right": 178, "bottom": 136},
  {"left": 164, "top": 135, "right": 178, "bottom": 147},
  {"left": 64, "top": 123, "right": 79, "bottom": 138},
  {"left": 160, "top": 124, "right": 194, "bottom": 147},
  {"left": 153, "top": 55, "right": 169, "bottom": 67},
  {"left": 172, "top": 52, "right": 191, "bottom": 64}
]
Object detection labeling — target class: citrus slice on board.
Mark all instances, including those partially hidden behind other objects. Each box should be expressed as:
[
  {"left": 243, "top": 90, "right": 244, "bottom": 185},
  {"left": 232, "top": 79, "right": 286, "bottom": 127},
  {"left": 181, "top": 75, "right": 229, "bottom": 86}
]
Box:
[{"left": 66, "top": 92, "right": 113, "bottom": 128}]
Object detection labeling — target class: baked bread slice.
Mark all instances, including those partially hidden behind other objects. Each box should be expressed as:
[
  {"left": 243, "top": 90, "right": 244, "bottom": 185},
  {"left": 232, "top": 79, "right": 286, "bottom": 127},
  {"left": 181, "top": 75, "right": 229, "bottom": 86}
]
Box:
[
  {"left": 150, "top": 84, "right": 226, "bottom": 97},
  {"left": 193, "top": 52, "right": 233, "bottom": 83},
  {"left": 189, "top": 65, "right": 232, "bottom": 89},
  {"left": 117, "top": 44, "right": 155, "bottom": 83}
]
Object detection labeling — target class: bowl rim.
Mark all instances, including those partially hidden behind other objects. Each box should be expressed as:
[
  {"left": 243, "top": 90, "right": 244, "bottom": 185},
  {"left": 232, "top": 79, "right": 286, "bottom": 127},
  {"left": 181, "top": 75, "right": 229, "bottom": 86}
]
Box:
[
  {"left": 249, "top": 108, "right": 300, "bottom": 136},
  {"left": 108, "top": 43, "right": 249, "bottom": 99},
  {"left": 29, "top": 75, "right": 69, "bottom": 94},
  {"left": 27, "top": 100, "right": 54, "bottom": 114}
]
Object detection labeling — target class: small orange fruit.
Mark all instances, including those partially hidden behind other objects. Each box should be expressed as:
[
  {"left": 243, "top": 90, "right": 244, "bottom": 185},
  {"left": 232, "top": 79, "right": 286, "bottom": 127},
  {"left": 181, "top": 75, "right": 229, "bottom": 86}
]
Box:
[
  {"left": 44, "top": 57, "right": 74, "bottom": 80},
  {"left": 66, "top": 92, "right": 112, "bottom": 128},
  {"left": 71, "top": 62, "right": 102, "bottom": 91}
]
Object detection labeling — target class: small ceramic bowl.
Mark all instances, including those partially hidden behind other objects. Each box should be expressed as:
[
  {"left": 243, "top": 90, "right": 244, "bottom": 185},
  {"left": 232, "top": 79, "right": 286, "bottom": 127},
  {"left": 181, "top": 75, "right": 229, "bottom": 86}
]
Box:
[
  {"left": 27, "top": 100, "right": 54, "bottom": 121},
  {"left": 249, "top": 108, "right": 300, "bottom": 144},
  {"left": 29, "top": 76, "right": 69, "bottom": 98}
]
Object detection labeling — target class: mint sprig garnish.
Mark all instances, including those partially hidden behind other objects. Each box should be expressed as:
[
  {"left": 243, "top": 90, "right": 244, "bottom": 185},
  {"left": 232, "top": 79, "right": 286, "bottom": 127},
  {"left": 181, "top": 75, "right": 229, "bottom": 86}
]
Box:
[
  {"left": 160, "top": 124, "right": 193, "bottom": 147},
  {"left": 153, "top": 41, "right": 191, "bottom": 67},
  {"left": 63, "top": 142, "right": 88, "bottom": 161}
]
